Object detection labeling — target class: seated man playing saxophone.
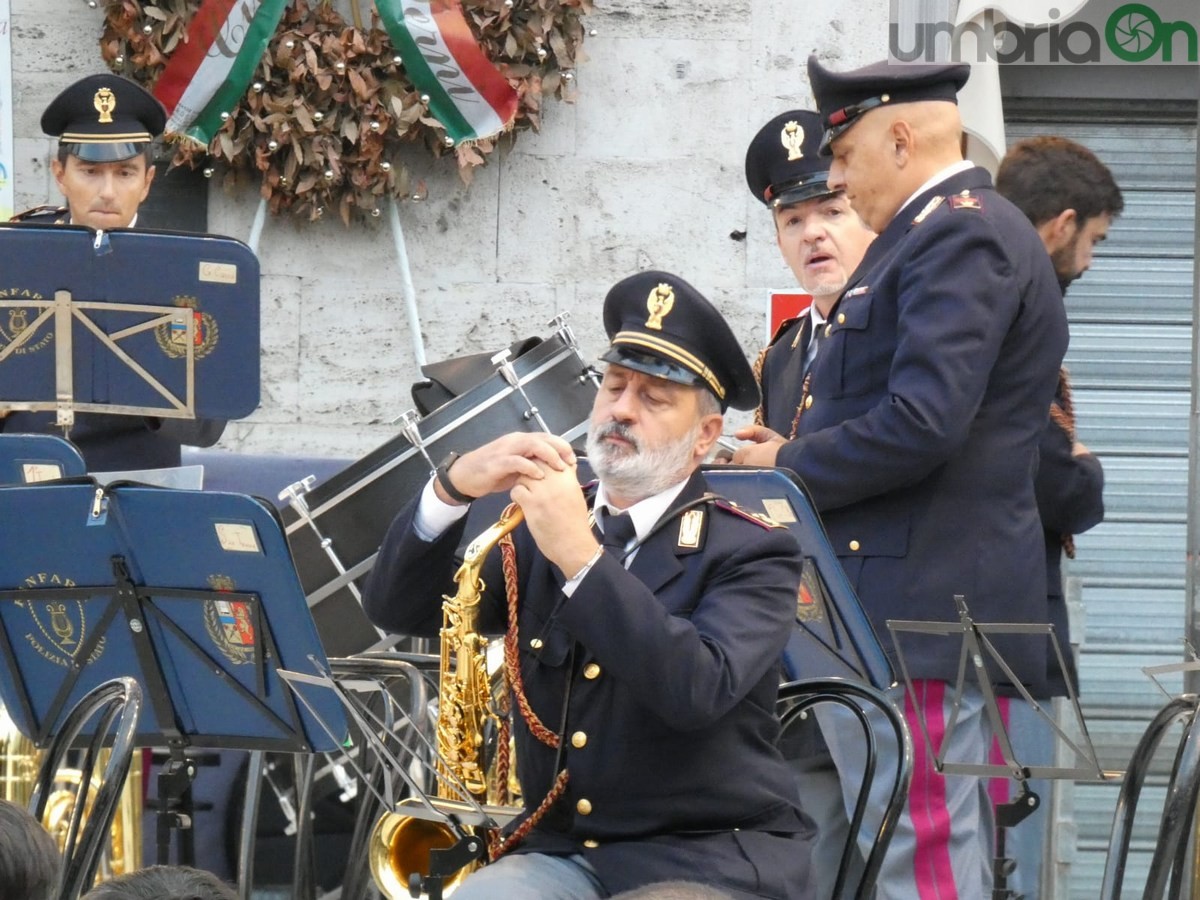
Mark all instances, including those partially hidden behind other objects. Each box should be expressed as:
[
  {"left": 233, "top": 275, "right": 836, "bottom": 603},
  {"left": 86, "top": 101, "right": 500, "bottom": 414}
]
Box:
[{"left": 363, "top": 270, "right": 815, "bottom": 900}]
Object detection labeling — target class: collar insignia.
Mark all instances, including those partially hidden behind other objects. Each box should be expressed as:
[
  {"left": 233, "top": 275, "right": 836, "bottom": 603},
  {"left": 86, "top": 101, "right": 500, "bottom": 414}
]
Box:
[{"left": 913, "top": 195, "right": 945, "bottom": 225}]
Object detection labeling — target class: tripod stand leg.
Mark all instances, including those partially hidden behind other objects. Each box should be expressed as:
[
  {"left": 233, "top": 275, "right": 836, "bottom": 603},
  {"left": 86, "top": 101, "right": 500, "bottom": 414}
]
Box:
[{"left": 236, "top": 751, "right": 266, "bottom": 900}]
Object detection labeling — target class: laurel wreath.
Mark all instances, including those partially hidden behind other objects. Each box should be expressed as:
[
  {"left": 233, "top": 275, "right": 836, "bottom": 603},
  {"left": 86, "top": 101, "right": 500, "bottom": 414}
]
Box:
[{"left": 98, "top": 0, "right": 591, "bottom": 225}]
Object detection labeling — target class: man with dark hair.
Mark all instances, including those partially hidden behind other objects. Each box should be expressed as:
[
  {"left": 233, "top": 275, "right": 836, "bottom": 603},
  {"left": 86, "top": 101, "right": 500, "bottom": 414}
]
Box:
[
  {"left": 2, "top": 72, "right": 225, "bottom": 470},
  {"left": 997, "top": 135, "right": 1124, "bottom": 291},
  {"left": 994, "top": 135, "right": 1122, "bottom": 896},
  {"left": 0, "top": 799, "right": 60, "bottom": 900},
  {"left": 733, "top": 57, "right": 1068, "bottom": 900},
  {"left": 364, "top": 270, "right": 814, "bottom": 899},
  {"left": 80, "top": 865, "right": 236, "bottom": 900}
]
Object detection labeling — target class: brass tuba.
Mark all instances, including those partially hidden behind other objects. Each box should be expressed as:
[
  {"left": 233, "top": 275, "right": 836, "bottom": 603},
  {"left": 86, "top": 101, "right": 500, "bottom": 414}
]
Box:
[
  {"left": 368, "top": 504, "right": 523, "bottom": 899},
  {"left": 0, "top": 703, "right": 142, "bottom": 882}
]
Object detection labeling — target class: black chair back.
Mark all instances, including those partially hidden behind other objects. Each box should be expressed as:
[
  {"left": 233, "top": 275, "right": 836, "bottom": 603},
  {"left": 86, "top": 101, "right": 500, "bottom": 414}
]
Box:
[
  {"left": 29, "top": 676, "right": 142, "bottom": 900},
  {"left": 1100, "top": 694, "right": 1200, "bottom": 900},
  {"left": 777, "top": 678, "right": 912, "bottom": 900}
]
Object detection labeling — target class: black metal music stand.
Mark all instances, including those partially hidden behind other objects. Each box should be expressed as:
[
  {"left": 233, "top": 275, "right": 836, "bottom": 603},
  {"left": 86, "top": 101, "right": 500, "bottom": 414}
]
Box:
[
  {"left": 0, "top": 480, "right": 348, "bottom": 866},
  {"left": 0, "top": 223, "right": 260, "bottom": 426},
  {"left": 888, "top": 595, "right": 1108, "bottom": 896},
  {"left": 888, "top": 595, "right": 1104, "bottom": 784}
]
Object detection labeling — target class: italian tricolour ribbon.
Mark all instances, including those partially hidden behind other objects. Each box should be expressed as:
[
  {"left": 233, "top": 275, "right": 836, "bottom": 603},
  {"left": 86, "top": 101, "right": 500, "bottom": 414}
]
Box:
[
  {"left": 154, "top": 0, "right": 289, "bottom": 145},
  {"left": 376, "top": 0, "right": 518, "bottom": 145}
]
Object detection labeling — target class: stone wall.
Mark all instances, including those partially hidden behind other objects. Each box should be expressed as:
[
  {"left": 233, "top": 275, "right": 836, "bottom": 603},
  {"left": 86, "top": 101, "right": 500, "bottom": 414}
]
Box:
[{"left": 9, "top": 0, "right": 888, "bottom": 458}]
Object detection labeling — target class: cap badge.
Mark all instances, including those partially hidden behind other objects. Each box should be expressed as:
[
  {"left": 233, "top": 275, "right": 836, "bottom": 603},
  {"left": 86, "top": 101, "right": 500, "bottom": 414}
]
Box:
[
  {"left": 645, "top": 283, "right": 675, "bottom": 331},
  {"left": 781, "top": 121, "right": 805, "bottom": 161},
  {"left": 93, "top": 87, "right": 116, "bottom": 124}
]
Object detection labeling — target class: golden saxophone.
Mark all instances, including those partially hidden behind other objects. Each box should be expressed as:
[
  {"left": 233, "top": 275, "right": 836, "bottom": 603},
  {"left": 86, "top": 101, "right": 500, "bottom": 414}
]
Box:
[{"left": 369, "top": 504, "right": 524, "bottom": 899}]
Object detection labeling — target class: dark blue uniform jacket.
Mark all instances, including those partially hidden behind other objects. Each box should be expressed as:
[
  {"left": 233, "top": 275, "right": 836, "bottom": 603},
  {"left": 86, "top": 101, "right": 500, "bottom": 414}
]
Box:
[
  {"left": 775, "top": 166, "right": 1069, "bottom": 692},
  {"left": 363, "top": 470, "right": 815, "bottom": 899}
]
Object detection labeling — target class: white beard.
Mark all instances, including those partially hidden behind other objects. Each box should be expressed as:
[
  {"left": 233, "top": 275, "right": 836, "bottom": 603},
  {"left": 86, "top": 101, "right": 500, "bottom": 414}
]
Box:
[{"left": 585, "top": 418, "right": 701, "bottom": 504}]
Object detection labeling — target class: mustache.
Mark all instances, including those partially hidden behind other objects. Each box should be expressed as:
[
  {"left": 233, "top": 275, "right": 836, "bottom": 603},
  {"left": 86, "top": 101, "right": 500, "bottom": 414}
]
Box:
[{"left": 593, "top": 420, "right": 639, "bottom": 451}]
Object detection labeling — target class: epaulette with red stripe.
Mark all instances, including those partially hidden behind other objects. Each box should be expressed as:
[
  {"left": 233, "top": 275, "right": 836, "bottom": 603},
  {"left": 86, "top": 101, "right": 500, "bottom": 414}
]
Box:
[{"left": 712, "top": 497, "right": 785, "bottom": 530}]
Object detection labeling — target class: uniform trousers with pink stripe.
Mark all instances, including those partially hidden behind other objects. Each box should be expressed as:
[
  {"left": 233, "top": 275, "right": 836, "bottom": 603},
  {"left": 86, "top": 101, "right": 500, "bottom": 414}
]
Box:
[{"left": 816, "top": 679, "right": 994, "bottom": 900}]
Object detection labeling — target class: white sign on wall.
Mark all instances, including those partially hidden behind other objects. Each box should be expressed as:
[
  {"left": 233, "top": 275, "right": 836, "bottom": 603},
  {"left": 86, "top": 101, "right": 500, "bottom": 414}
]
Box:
[{"left": 0, "top": 0, "right": 11, "bottom": 220}]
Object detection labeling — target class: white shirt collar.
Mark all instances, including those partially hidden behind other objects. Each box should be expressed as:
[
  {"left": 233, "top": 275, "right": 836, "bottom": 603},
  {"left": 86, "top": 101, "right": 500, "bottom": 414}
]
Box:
[
  {"left": 593, "top": 476, "right": 692, "bottom": 546},
  {"left": 898, "top": 160, "right": 976, "bottom": 219},
  {"left": 68, "top": 214, "right": 138, "bottom": 228}
]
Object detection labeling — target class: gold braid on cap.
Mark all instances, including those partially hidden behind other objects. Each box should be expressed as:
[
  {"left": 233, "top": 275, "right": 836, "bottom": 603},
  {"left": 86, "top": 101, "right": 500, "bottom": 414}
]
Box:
[{"left": 612, "top": 331, "right": 725, "bottom": 401}]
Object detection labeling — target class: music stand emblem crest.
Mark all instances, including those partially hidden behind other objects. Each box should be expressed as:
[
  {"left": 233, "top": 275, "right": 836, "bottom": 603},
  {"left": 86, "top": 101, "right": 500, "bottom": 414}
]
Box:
[
  {"left": 17, "top": 581, "right": 107, "bottom": 667},
  {"left": 155, "top": 296, "right": 219, "bottom": 359},
  {"left": 0, "top": 288, "right": 51, "bottom": 356},
  {"left": 203, "top": 575, "right": 256, "bottom": 665},
  {"left": 796, "top": 568, "right": 827, "bottom": 623}
]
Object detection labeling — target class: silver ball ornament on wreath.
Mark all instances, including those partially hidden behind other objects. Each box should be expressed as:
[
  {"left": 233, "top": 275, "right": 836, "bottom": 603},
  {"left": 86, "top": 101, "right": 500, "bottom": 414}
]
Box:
[
  {"left": 393, "top": 55, "right": 403, "bottom": 65},
  {"left": 324, "top": 169, "right": 334, "bottom": 181},
  {"left": 203, "top": 168, "right": 214, "bottom": 178},
  {"left": 143, "top": 25, "right": 153, "bottom": 35},
  {"left": 268, "top": 139, "right": 279, "bottom": 151},
  {"left": 313, "top": 111, "right": 324, "bottom": 122},
  {"left": 380, "top": 161, "right": 392, "bottom": 172},
  {"left": 444, "top": 136, "right": 454, "bottom": 146},
  {"left": 253, "top": 82, "right": 264, "bottom": 93}
]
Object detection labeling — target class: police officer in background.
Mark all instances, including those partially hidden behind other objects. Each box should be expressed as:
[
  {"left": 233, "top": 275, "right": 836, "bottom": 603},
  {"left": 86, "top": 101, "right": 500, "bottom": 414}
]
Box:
[
  {"left": 734, "top": 58, "right": 1068, "bottom": 899},
  {"left": 364, "top": 271, "right": 815, "bottom": 900},
  {"left": 2, "top": 73, "right": 224, "bottom": 470},
  {"left": 742, "top": 109, "right": 876, "bottom": 442},
  {"left": 741, "top": 110, "right": 877, "bottom": 900}
]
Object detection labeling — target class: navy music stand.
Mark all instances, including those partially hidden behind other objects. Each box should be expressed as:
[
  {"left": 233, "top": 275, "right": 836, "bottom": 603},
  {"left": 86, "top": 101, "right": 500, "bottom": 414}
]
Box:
[
  {"left": 0, "top": 480, "right": 347, "bottom": 864},
  {"left": 0, "top": 432, "right": 86, "bottom": 484},
  {"left": 0, "top": 223, "right": 260, "bottom": 426},
  {"left": 700, "top": 466, "right": 894, "bottom": 690}
]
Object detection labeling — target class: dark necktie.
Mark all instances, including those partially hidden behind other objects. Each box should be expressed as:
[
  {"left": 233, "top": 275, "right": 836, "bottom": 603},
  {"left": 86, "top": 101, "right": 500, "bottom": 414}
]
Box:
[
  {"left": 598, "top": 509, "right": 637, "bottom": 557},
  {"left": 804, "top": 319, "right": 825, "bottom": 376}
]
